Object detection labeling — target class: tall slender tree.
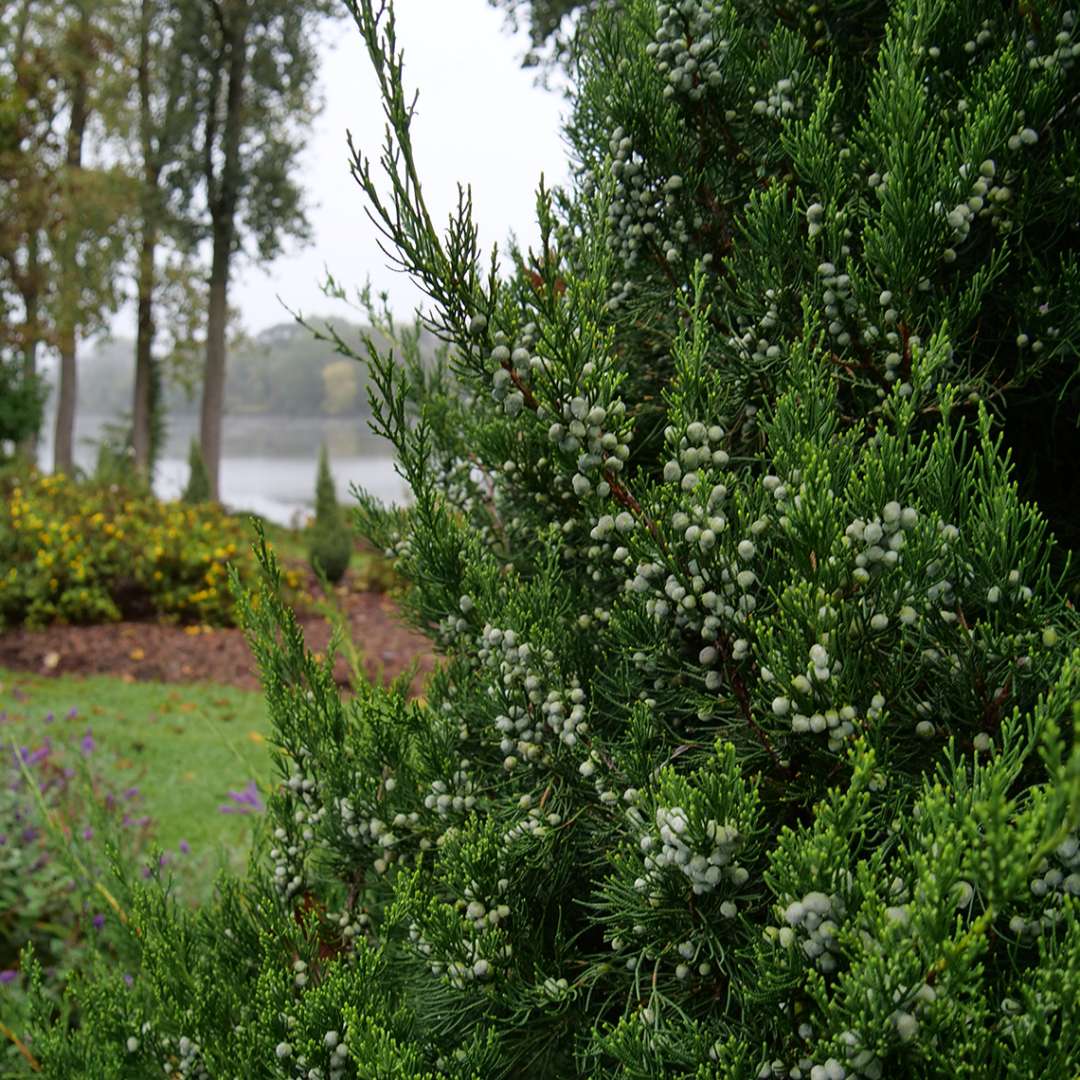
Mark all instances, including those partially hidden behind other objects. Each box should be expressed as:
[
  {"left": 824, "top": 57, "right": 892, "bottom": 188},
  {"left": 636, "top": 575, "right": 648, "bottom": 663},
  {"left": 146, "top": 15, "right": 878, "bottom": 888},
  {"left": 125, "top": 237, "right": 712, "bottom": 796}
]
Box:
[
  {"left": 0, "top": 0, "right": 62, "bottom": 460},
  {"left": 50, "top": 1, "right": 93, "bottom": 474},
  {"left": 188, "top": 0, "right": 338, "bottom": 501},
  {"left": 125, "top": 0, "right": 202, "bottom": 478}
]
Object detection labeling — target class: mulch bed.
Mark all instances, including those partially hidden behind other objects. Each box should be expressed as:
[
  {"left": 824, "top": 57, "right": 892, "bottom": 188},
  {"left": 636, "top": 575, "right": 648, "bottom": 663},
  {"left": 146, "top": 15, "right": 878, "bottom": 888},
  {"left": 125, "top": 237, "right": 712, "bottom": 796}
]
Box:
[{"left": 0, "top": 588, "right": 437, "bottom": 697}]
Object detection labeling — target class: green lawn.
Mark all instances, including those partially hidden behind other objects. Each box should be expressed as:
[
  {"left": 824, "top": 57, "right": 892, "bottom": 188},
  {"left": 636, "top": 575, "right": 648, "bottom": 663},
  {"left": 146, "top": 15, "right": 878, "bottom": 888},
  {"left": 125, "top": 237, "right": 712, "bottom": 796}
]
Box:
[{"left": 0, "top": 668, "right": 275, "bottom": 899}]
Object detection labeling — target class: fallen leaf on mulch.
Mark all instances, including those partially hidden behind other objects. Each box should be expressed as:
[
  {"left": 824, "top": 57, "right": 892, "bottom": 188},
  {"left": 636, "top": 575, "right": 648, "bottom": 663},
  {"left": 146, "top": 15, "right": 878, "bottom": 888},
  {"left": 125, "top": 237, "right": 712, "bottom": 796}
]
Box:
[{"left": 0, "top": 592, "right": 435, "bottom": 696}]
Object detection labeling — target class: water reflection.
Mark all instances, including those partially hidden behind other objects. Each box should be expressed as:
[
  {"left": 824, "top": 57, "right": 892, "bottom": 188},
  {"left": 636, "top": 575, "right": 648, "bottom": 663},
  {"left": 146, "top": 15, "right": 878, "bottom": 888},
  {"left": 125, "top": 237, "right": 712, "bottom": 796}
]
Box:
[{"left": 37, "top": 414, "right": 408, "bottom": 527}]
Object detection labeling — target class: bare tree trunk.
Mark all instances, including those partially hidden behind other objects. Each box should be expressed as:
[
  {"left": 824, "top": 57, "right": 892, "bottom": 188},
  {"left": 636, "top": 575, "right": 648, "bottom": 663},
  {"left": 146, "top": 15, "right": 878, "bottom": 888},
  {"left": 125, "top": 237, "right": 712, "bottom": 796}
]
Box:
[
  {"left": 198, "top": 12, "right": 247, "bottom": 502},
  {"left": 53, "top": 333, "right": 77, "bottom": 473},
  {"left": 53, "top": 2, "right": 90, "bottom": 475},
  {"left": 17, "top": 232, "right": 41, "bottom": 463},
  {"left": 132, "top": 220, "right": 157, "bottom": 475},
  {"left": 132, "top": 0, "right": 158, "bottom": 479},
  {"left": 200, "top": 230, "right": 230, "bottom": 501}
]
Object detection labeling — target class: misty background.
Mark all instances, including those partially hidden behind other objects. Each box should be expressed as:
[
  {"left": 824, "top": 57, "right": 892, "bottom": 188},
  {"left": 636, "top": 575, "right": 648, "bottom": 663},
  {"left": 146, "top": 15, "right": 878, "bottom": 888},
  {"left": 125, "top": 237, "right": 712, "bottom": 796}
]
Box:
[{"left": 35, "top": 1, "right": 568, "bottom": 524}]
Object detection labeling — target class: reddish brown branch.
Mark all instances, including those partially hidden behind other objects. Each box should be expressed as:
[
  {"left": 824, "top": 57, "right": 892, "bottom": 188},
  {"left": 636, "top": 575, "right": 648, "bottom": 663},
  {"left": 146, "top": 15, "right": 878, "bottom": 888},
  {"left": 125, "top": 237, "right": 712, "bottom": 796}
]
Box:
[
  {"left": 504, "top": 363, "right": 541, "bottom": 412},
  {"left": 607, "top": 474, "right": 668, "bottom": 554}
]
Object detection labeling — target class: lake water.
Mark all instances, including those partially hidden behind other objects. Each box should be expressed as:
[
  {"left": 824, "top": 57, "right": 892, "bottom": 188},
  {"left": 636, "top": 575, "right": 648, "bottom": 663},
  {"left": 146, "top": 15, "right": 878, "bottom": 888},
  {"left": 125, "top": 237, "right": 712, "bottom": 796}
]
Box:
[{"left": 36, "top": 413, "right": 409, "bottom": 527}]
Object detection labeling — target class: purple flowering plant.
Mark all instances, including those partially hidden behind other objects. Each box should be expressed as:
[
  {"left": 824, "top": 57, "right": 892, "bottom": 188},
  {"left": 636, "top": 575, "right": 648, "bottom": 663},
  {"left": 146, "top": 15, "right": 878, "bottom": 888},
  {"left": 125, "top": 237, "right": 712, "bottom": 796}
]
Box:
[
  {"left": 217, "top": 779, "right": 266, "bottom": 815},
  {"left": 0, "top": 707, "right": 154, "bottom": 1058}
]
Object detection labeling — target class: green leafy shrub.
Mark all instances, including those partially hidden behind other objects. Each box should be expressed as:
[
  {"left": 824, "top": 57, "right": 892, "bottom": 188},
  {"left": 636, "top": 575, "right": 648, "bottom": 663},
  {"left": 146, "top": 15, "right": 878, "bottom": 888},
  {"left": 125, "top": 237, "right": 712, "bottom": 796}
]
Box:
[
  {"left": 0, "top": 470, "right": 257, "bottom": 626},
  {"left": 181, "top": 439, "right": 211, "bottom": 505},
  {"left": 0, "top": 354, "right": 46, "bottom": 454},
  {"left": 307, "top": 444, "right": 353, "bottom": 585},
  {"left": 18, "top": 0, "right": 1080, "bottom": 1076}
]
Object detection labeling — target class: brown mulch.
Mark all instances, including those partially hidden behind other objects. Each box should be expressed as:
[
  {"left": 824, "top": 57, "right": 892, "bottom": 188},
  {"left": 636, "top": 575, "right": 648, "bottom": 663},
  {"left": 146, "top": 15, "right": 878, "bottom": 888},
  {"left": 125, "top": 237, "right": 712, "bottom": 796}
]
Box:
[{"left": 0, "top": 588, "right": 437, "bottom": 697}]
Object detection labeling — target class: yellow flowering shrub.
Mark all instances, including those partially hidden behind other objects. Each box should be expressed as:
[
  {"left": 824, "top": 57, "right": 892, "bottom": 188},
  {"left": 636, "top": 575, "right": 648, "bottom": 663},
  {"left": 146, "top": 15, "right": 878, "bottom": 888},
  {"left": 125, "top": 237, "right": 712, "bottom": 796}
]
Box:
[{"left": 0, "top": 470, "right": 280, "bottom": 627}]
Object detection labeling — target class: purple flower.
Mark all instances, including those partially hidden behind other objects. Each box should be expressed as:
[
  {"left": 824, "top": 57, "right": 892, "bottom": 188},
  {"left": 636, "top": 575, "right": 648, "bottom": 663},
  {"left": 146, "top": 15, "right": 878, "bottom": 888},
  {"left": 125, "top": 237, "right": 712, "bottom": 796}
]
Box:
[
  {"left": 27, "top": 745, "right": 50, "bottom": 766},
  {"left": 179, "top": 839, "right": 191, "bottom": 855},
  {"left": 124, "top": 787, "right": 139, "bottom": 800},
  {"left": 92, "top": 914, "right": 105, "bottom": 931},
  {"left": 158, "top": 852, "right": 170, "bottom": 867},
  {"left": 67, "top": 706, "right": 77, "bottom": 718},
  {"left": 0, "top": 970, "right": 17, "bottom": 984},
  {"left": 82, "top": 827, "right": 94, "bottom": 841},
  {"left": 123, "top": 973, "right": 134, "bottom": 987},
  {"left": 140, "top": 866, "right": 152, "bottom": 879},
  {"left": 44, "top": 711, "right": 54, "bottom": 724},
  {"left": 80, "top": 728, "right": 95, "bottom": 755},
  {"left": 218, "top": 780, "right": 266, "bottom": 815},
  {"left": 0, "top": 834, "right": 7, "bottom": 846}
]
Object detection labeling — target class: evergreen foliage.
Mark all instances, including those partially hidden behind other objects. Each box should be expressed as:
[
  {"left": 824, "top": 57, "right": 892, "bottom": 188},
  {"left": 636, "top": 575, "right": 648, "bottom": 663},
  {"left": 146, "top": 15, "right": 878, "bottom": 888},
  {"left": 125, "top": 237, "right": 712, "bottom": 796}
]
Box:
[
  {"left": 488, "top": 0, "right": 596, "bottom": 69},
  {"left": 308, "top": 444, "right": 353, "bottom": 585},
  {"left": 0, "top": 354, "right": 45, "bottom": 453},
  {"left": 17, "top": 0, "right": 1080, "bottom": 1077},
  {"left": 181, "top": 437, "right": 210, "bottom": 504}
]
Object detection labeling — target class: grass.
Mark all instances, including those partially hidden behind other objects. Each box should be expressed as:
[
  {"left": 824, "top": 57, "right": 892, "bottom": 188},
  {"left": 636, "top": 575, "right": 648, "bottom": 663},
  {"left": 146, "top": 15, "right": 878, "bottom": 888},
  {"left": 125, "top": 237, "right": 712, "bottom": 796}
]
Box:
[{"left": 0, "top": 668, "right": 274, "bottom": 900}]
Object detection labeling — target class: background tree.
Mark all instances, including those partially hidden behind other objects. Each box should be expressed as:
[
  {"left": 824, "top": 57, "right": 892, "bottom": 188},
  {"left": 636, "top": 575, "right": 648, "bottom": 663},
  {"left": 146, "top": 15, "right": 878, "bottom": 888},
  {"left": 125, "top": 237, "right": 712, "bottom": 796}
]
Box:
[
  {"left": 0, "top": 0, "right": 63, "bottom": 460},
  {"left": 488, "top": 0, "right": 595, "bottom": 71},
  {"left": 307, "top": 443, "right": 352, "bottom": 584},
  {"left": 321, "top": 358, "right": 362, "bottom": 415},
  {"left": 0, "top": 341, "right": 46, "bottom": 455},
  {"left": 186, "top": 0, "right": 340, "bottom": 501},
  {"left": 124, "top": 0, "right": 204, "bottom": 479},
  {"left": 2, "top": 0, "right": 186, "bottom": 476},
  {"left": 49, "top": 1, "right": 133, "bottom": 474}
]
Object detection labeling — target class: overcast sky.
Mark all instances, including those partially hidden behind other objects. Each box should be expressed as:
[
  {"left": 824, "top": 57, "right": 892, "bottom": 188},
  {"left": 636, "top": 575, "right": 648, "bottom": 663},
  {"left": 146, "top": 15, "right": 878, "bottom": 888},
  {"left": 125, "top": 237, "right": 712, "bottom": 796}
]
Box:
[{"left": 222, "top": 1, "right": 570, "bottom": 335}]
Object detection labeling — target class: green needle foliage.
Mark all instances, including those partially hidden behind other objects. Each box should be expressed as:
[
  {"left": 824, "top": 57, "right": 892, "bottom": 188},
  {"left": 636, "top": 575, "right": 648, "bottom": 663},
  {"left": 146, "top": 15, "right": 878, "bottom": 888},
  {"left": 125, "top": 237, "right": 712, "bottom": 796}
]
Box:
[
  {"left": 19, "top": 0, "right": 1080, "bottom": 1077},
  {"left": 308, "top": 444, "right": 353, "bottom": 585},
  {"left": 181, "top": 437, "right": 211, "bottom": 504}
]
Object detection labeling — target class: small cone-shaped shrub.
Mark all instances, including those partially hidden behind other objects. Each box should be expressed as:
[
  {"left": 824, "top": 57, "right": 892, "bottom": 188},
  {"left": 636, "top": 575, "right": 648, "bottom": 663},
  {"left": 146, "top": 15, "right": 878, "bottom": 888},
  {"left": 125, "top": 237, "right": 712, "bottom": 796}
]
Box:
[
  {"left": 308, "top": 444, "right": 353, "bottom": 584},
  {"left": 22, "top": 1, "right": 1080, "bottom": 1077},
  {"left": 180, "top": 438, "right": 211, "bottom": 504}
]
